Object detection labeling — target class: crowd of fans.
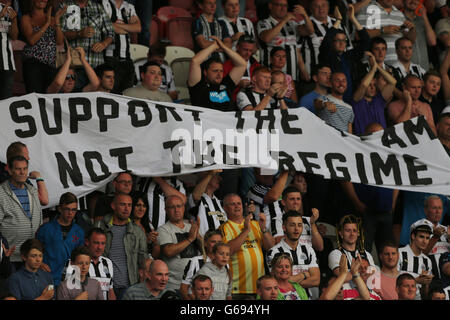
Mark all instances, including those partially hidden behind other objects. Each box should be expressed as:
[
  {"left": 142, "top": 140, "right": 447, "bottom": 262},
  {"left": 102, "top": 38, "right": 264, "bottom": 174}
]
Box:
[{"left": 0, "top": 0, "right": 449, "bottom": 301}]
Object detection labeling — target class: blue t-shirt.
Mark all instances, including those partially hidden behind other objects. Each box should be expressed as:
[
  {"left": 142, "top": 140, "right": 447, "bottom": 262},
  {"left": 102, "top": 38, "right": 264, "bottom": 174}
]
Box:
[{"left": 299, "top": 90, "right": 320, "bottom": 115}]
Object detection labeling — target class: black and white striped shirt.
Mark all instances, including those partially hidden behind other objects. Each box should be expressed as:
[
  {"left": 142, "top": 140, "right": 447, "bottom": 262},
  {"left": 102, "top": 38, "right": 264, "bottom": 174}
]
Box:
[
  {"left": 63, "top": 256, "right": 114, "bottom": 300},
  {"left": 398, "top": 244, "right": 433, "bottom": 299},
  {"left": 257, "top": 15, "right": 300, "bottom": 81},
  {"left": 218, "top": 16, "right": 255, "bottom": 49},
  {"left": 136, "top": 177, "right": 186, "bottom": 230},
  {"left": 181, "top": 255, "right": 210, "bottom": 285},
  {"left": 102, "top": 0, "right": 137, "bottom": 60},
  {"left": 187, "top": 193, "right": 226, "bottom": 236},
  {"left": 300, "top": 16, "right": 352, "bottom": 75},
  {"left": 160, "top": 64, "right": 176, "bottom": 94},
  {"left": 236, "top": 89, "right": 279, "bottom": 111},
  {"left": 390, "top": 61, "right": 426, "bottom": 83},
  {"left": 0, "top": 4, "right": 15, "bottom": 71}
]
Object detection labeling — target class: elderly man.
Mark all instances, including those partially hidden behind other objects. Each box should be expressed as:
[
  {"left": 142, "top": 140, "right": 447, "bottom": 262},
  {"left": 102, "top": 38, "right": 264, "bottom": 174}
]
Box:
[
  {"left": 219, "top": 193, "right": 275, "bottom": 299},
  {"left": 123, "top": 61, "right": 172, "bottom": 102},
  {"left": 157, "top": 195, "right": 201, "bottom": 294},
  {"left": 122, "top": 259, "right": 170, "bottom": 300}
]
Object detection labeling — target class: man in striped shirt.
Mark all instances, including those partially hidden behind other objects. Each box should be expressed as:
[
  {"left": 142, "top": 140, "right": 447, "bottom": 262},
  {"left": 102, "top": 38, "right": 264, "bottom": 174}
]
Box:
[
  {"left": 266, "top": 210, "right": 321, "bottom": 299},
  {"left": 220, "top": 193, "right": 275, "bottom": 299},
  {"left": 398, "top": 219, "right": 434, "bottom": 299},
  {"left": 355, "top": 0, "right": 416, "bottom": 66},
  {"left": 102, "top": 0, "right": 141, "bottom": 94},
  {"left": 218, "top": 0, "right": 255, "bottom": 49},
  {"left": 257, "top": 0, "right": 308, "bottom": 82},
  {"left": 187, "top": 170, "right": 226, "bottom": 237}
]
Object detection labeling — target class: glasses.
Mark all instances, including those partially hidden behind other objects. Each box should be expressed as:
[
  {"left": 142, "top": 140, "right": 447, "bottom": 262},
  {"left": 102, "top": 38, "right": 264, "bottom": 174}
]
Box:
[
  {"left": 116, "top": 180, "right": 132, "bottom": 185},
  {"left": 65, "top": 74, "right": 76, "bottom": 81}
]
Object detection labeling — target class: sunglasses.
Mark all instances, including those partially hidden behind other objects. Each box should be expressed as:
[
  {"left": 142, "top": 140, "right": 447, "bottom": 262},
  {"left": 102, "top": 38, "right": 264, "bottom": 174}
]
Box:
[{"left": 65, "top": 74, "right": 76, "bottom": 81}]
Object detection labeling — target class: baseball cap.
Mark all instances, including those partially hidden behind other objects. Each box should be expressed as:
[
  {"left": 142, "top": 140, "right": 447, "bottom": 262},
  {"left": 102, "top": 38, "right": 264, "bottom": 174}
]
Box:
[
  {"left": 441, "top": 106, "right": 450, "bottom": 115},
  {"left": 410, "top": 219, "right": 433, "bottom": 235}
]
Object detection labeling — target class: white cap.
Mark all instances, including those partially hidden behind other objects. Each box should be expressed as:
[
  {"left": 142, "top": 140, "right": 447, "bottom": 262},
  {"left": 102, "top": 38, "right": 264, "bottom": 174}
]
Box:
[
  {"left": 441, "top": 106, "right": 450, "bottom": 114},
  {"left": 410, "top": 219, "right": 433, "bottom": 235}
]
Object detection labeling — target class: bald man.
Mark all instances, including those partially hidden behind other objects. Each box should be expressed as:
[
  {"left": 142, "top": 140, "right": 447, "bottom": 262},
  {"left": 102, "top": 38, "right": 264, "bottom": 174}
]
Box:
[{"left": 95, "top": 194, "right": 147, "bottom": 299}]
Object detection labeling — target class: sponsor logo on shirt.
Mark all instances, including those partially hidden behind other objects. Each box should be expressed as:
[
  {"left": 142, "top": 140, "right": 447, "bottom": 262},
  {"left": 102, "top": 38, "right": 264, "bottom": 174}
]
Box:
[{"left": 209, "top": 91, "right": 230, "bottom": 103}]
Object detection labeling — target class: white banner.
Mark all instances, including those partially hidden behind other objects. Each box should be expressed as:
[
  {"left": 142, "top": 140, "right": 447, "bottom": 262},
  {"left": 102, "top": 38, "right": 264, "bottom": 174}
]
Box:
[{"left": 1, "top": 92, "right": 449, "bottom": 208}]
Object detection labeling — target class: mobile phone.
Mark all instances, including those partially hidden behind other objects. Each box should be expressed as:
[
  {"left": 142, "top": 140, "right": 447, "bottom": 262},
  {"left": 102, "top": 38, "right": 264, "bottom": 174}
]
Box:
[{"left": 48, "top": 285, "right": 54, "bottom": 290}]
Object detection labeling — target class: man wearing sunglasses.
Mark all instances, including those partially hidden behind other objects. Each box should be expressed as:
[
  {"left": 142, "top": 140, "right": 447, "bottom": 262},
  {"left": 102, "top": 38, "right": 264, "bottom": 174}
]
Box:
[{"left": 36, "top": 192, "right": 85, "bottom": 287}]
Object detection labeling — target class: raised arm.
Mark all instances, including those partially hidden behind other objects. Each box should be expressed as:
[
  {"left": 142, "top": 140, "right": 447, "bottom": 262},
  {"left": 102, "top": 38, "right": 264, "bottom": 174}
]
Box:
[
  {"left": 77, "top": 47, "right": 100, "bottom": 92},
  {"left": 191, "top": 170, "right": 222, "bottom": 203},
  {"left": 187, "top": 41, "right": 220, "bottom": 87},
  {"left": 353, "top": 52, "right": 377, "bottom": 102},
  {"left": 263, "top": 171, "right": 289, "bottom": 204},
  {"left": 47, "top": 47, "right": 71, "bottom": 94},
  {"left": 212, "top": 36, "right": 246, "bottom": 85},
  {"left": 153, "top": 177, "right": 187, "bottom": 204},
  {"left": 259, "top": 12, "right": 296, "bottom": 43}
]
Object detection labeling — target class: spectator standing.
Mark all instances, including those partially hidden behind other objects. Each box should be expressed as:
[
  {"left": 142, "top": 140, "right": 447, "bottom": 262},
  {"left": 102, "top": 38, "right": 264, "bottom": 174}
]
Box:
[
  {"left": 0, "top": 156, "right": 42, "bottom": 270},
  {"left": 20, "top": 0, "right": 65, "bottom": 93},
  {"left": 102, "top": 0, "right": 141, "bottom": 94},
  {"left": 298, "top": 63, "right": 331, "bottom": 114},
  {"left": 218, "top": 0, "right": 255, "bottom": 49},
  {"left": 0, "top": 0, "right": 18, "bottom": 99},
  {"left": 36, "top": 192, "right": 84, "bottom": 287}
]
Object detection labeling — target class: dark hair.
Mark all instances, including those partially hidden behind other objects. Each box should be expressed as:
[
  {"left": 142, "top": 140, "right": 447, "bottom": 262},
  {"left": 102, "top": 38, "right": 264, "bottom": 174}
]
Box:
[
  {"left": 192, "top": 274, "right": 213, "bottom": 288},
  {"left": 131, "top": 191, "right": 151, "bottom": 234},
  {"left": 95, "top": 64, "right": 115, "bottom": 78},
  {"left": 59, "top": 192, "right": 78, "bottom": 206},
  {"left": 396, "top": 273, "right": 415, "bottom": 287},
  {"left": 282, "top": 186, "right": 301, "bottom": 200},
  {"left": 311, "top": 63, "right": 331, "bottom": 77},
  {"left": 423, "top": 70, "right": 441, "bottom": 83},
  {"left": 139, "top": 61, "right": 161, "bottom": 78},
  {"left": 148, "top": 42, "right": 167, "bottom": 58},
  {"left": 204, "top": 229, "right": 222, "bottom": 242},
  {"left": 237, "top": 34, "right": 256, "bottom": 45},
  {"left": 378, "top": 240, "right": 398, "bottom": 254},
  {"left": 370, "top": 37, "right": 387, "bottom": 50},
  {"left": 6, "top": 141, "right": 26, "bottom": 163},
  {"left": 114, "top": 171, "right": 133, "bottom": 182},
  {"left": 70, "top": 246, "right": 92, "bottom": 261},
  {"left": 20, "top": 238, "right": 44, "bottom": 257},
  {"left": 270, "top": 46, "right": 285, "bottom": 58},
  {"left": 395, "top": 36, "right": 412, "bottom": 50},
  {"left": 201, "top": 57, "right": 223, "bottom": 72},
  {"left": 282, "top": 210, "right": 302, "bottom": 224},
  {"left": 7, "top": 155, "right": 28, "bottom": 168},
  {"left": 427, "top": 281, "right": 445, "bottom": 300},
  {"left": 86, "top": 227, "right": 106, "bottom": 240}
]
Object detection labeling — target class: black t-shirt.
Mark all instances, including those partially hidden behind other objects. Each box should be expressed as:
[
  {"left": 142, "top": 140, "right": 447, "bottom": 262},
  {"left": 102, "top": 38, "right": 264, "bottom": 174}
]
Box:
[
  {"left": 188, "top": 74, "right": 236, "bottom": 112},
  {"left": 419, "top": 95, "right": 445, "bottom": 125}
]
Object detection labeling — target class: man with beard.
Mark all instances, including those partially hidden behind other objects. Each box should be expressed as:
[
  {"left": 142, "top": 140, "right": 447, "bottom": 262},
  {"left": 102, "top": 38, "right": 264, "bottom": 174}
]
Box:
[
  {"left": 266, "top": 210, "right": 321, "bottom": 299},
  {"left": 398, "top": 220, "right": 435, "bottom": 299},
  {"left": 188, "top": 37, "right": 246, "bottom": 111},
  {"left": 314, "top": 71, "right": 354, "bottom": 133}
]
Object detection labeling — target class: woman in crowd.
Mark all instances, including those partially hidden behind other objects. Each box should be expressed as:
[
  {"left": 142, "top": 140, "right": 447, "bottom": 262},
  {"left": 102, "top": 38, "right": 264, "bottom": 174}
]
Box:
[
  {"left": 270, "top": 252, "right": 309, "bottom": 300},
  {"left": 20, "top": 0, "right": 65, "bottom": 93}
]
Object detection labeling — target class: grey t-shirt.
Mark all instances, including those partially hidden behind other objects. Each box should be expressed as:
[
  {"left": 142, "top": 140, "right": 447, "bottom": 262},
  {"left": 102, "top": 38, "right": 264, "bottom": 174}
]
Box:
[{"left": 157, "top": 221, "right": 200, "bottom": 292}]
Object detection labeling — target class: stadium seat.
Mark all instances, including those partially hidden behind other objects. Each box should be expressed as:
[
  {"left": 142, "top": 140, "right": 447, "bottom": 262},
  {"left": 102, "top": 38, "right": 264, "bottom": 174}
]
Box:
[
  {"left": 157, "top": 6, "right": 192, "bottom": 39},
  {"left": 245, "top": 9, "right": 257, "bottom": 24},
  {"left": 166, "top": 17, "right": 194, "bottom": 50},
  {"left": 150, "top": 16, "right": 161, "bottom": 46},
  {"left": 168, "top": 0, "right": 196, "bottom": 15},
  {"left": 130, "top": 44, "right": 149, "bottom": 61},
  {"left": 171, "top": 57, "right": 193, "bottom": 103},
  {"left": 165, "top": 46, "right": 195, "bottom": 67}
]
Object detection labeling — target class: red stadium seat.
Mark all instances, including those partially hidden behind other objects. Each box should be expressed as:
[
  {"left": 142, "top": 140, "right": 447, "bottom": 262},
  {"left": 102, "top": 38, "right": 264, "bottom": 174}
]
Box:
[
  {"left": 150, "top": 16, "right": 162, "bottom": 46},
  {"left": 168, "top": 0, "right": 196, "bottom": 15},
  {"left": 12, "top": 40, "right": 26, "bottom": 96},
  {"left": 245, "top": 10, "right": 257, "bottom": 24},
  {"left": 157, "top": 6, "right": 192, "bottom": 39},
  {"left": 166, "top": 17, "right": 194, "bottom": 50}
]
